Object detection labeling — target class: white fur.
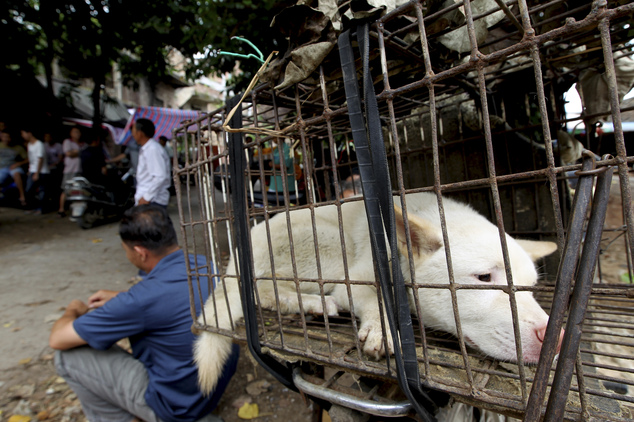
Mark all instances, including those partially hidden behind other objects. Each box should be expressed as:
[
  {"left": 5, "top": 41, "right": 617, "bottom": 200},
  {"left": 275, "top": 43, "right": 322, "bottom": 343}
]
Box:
[{"left": 194, "top": 192, "right": 557, "bottom": 394}]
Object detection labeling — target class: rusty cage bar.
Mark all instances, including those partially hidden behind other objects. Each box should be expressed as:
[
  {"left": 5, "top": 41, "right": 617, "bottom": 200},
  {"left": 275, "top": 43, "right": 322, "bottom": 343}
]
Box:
[{"left": 175, "top": 0, "right": 634, "bottom": 420}]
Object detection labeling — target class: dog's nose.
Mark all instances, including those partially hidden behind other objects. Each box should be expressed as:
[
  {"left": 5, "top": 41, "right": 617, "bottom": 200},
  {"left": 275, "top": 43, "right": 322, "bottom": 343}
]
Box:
[{"left": 535, "top": 326, "right": 565, "bottom": 354}]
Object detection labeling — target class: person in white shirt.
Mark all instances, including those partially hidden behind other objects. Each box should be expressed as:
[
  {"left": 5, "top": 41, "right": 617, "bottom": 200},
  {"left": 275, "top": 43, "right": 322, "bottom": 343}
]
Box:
[
  {"left": 22, "top": 127, "right": 50, "bottom": 213},
  {"left": 58, "top": 126, "right": 82, "bottom": 217},
  {"left": 158, "top": 136, "right": 174, "bottom": 160},
  {"left": 133, "top": 119, "right": 170, "bottom": 207}
]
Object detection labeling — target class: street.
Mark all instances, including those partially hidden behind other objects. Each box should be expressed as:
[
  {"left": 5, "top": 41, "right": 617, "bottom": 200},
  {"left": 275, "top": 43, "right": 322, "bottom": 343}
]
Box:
[{"left": 0, "top": 204, "right": 314, "bottom": 422}]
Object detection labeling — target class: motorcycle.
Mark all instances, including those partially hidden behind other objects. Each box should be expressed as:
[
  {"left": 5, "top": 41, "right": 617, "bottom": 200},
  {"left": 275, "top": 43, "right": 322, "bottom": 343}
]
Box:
[{"left": 64, "top": 166, "right": 135, "bottom": 229}]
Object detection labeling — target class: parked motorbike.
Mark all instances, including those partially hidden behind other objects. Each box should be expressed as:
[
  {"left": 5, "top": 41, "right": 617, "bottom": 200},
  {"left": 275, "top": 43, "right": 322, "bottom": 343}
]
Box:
[{"left": 64, "top": 166, "right": 135, "bottom": 229}]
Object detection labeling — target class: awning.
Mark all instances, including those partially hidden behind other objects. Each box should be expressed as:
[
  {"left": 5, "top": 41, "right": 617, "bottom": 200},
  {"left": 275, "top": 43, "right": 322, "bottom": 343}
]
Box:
[
  {"left": 117, "top": 106, "right": 202, "bottom": 145},
  {"left": 62, "top": 117, "right": 125, "bottom": 143},
  {"left": 45, "top": 78, "right": 132, "bottom": 127}
]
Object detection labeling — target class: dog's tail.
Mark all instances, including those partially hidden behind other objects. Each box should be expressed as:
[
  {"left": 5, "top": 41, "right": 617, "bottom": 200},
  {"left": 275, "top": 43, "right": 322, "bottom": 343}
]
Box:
[
  {"left": 194, "top": 331, "right": 234, "bottom": 395},
  {"left": 194, "top": 274, "right": 243, "bottom": 395}
]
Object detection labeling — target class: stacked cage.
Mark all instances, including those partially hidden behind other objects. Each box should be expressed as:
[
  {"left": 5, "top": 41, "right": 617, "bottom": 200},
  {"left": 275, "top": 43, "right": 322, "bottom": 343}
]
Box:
[{"left": 175, "top": 0, "right": 634, "bottom": 420}]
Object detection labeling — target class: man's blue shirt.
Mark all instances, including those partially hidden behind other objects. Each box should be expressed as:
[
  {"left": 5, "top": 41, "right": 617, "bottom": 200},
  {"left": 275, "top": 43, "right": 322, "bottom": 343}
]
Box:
[{"left": 73, "top": 250, "right": 238, "bottom": 422}]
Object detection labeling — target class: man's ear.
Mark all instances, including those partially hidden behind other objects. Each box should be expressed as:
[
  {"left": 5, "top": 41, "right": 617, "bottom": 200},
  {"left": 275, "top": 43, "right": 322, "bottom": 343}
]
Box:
[
  {"left": 134, "top": 245, "right": 150, "bottom": 262},
  {"left": 515, "top": 239, "right": 558, "bottom": 262},
  {"left": 394, "top": 205, "right": 442, "bottom": 259}
]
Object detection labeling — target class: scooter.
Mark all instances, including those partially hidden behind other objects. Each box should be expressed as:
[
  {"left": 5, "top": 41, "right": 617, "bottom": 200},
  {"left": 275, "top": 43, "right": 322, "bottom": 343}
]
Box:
[{"left": 64, "top": 166, "right": 135, "bottom": 229}]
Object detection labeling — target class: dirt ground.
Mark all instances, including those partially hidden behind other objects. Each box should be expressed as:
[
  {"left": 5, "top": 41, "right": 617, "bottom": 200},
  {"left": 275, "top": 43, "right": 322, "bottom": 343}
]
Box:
[{"left": 0, "top": 204, "right": 315, "bottom": 422}]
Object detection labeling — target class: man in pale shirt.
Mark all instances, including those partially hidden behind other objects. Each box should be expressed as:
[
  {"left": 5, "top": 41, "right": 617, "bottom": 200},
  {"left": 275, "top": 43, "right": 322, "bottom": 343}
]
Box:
[
  {"left": 132, "top": 119, "right": 170, "bottom": 207},
  {"left": 21, "top": 126, "right": 51, "bottom": 213}
]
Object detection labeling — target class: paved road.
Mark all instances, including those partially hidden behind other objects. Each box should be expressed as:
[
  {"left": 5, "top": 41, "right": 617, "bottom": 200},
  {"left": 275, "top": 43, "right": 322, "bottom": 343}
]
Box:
[
  {"left": 0, "top": 184, "right": 230, "bottom": 372},
  {"left": 0, "top": 206, "right": 140, "bottom": 371}
]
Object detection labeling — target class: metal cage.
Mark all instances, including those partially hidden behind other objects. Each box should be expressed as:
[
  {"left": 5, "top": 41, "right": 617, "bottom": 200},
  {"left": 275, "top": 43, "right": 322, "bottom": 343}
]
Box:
[{"left": 175, "top": 0, "right": 634, "bottom": 420}]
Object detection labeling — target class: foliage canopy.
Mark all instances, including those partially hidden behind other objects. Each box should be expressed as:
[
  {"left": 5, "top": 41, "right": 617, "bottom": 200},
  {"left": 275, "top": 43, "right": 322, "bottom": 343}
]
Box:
[{"left": 0, "top": 0, "right": 291, "bottom": 126}]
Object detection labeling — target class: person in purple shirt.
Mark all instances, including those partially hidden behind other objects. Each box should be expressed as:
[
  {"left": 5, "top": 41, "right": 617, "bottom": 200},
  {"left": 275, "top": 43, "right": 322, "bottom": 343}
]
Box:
[{"left": 49, "top": 204, "right": 238, "bottom": 422}]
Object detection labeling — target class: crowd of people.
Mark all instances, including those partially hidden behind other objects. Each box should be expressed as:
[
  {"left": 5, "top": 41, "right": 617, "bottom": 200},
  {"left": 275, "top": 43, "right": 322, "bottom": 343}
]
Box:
[{"left": 0, "top": 118, "right": 174, "bottom": 216}]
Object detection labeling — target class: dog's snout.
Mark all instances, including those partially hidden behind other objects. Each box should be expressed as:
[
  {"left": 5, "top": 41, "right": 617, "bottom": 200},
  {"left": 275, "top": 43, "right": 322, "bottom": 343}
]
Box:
[{"left": 535, "top": 326, "right": 565, "bottom": 354}]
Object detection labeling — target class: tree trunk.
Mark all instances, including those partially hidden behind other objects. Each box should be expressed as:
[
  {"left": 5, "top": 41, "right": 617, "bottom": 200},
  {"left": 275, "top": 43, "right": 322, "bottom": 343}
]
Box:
[
  {"left": 91, "top": 73, "right": 105, "bottom": 134},
  {"left": 43, "top": 57, "right": 56, "bottom": 115},
  {"left": 38, "top": 2, "right": 57, "bottom": 115}
]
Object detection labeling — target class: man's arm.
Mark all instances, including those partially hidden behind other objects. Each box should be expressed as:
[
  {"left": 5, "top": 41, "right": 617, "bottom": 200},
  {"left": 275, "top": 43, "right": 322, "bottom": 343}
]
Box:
[
  {"left": 107, "top": 152, "right": 126, "bottom": 163},
  {"left": 32, "top": 157, "right": 43, "bottom": 181},
  {"left": 49, "top": 300, "right": 89, "bottom": 350},
  {"left": 10, "top": 159, "right": 27, "bottom": 169},
  {"left": 88, "top": 289, "right": 122, "bottom": 309}
]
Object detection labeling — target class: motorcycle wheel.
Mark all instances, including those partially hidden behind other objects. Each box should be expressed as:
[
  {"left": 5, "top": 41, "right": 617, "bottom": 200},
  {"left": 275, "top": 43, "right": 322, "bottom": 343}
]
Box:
[{"left": 78, "top": 207, "right": 101, "bottom": 229}]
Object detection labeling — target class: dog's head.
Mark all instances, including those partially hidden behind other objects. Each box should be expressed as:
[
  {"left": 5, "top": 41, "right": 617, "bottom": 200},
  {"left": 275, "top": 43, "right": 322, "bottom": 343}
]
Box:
[{"left": 394, "top": 203, "right": 560, "bottom": 363}]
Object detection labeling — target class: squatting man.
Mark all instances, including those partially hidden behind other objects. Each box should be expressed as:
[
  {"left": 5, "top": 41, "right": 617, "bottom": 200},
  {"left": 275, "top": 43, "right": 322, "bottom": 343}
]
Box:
[{"left": 49, "top": 204, "right": 239, "bottom": 422}]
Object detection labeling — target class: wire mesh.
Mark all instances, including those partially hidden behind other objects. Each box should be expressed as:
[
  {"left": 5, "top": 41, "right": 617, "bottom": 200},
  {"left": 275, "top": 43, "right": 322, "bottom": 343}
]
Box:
[{"left": 176, "top": 0, "right": 634, "bottom": 419}]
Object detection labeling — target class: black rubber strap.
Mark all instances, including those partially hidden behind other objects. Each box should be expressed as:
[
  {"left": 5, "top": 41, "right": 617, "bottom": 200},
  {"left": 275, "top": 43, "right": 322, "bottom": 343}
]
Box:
[
  {"left": 339, "top": 25, "right": 439, "bottom": 422},
  {"left": 226, "top": 95, "right": 297, "bottom": 391}
]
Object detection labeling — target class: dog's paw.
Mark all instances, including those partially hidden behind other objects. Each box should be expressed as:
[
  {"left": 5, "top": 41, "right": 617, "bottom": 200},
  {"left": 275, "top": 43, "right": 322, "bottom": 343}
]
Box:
[
  {"left": 303, "top": 295, "right": 339, "bottom": 316},
  {"left": 323, "top": 296, "right": 339, "bottom": 316},
  {"left": 358, "top": 320, "right": 394, "bottom": 359}
]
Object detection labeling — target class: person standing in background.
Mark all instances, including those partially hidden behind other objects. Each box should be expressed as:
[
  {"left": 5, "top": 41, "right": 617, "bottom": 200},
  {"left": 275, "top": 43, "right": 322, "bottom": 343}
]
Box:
[
  {"left": 45, "top": 131, "right": 64, "bottom": 173},
  {"left": 45, "top": 130, "right": 64, "bottom": 206},
  {"left": 268, "top": 139, "right": 296, "bottom": 194},
  {"left": 158, "top": 135, "right": 175, "bottom": 195},
  {"left": 0, "top": 130, "right": 27, "bottom": 206},
  {"left": 80, "top": 129, "right": 108, "bottom": 186},
  {"left": 58, "top": 126, "right": 82, "bottom": 217},
  {"left": 133, "top": 119, "right": 170, "bottom": 207},
  {"left": 158, "top": 136, "right": 174, "bottom": 161},
  {"left": 21, "top": 126, "right": 50, "bottom": 213}
]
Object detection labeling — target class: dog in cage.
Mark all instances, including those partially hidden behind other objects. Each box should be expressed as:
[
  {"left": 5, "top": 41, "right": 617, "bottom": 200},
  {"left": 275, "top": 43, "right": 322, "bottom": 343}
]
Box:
[{"left": 194, "top": 192, "right": 562, "bottom": 394}]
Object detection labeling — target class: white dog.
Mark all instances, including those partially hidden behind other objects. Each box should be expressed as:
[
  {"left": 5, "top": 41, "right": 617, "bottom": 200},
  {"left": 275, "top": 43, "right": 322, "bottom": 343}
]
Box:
[{"left": 194, "top": 192, "right": 559, "bottom": 394}]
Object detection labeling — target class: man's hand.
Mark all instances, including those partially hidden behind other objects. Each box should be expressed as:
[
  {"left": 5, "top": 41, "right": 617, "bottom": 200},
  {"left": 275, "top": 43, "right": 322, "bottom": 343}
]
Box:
[
  {"left": 32, "top": 173, "right": 39, "bottom": 182},
  {"left": 66, "top": 299, "right": 90, "bottom": 317},
  {"left": 88, "top": 290, "right": 121, "bottom": 309},
  {"left": 138, "top": 197, "right": 150, "bottom": 205},
  {"left": 49, "top": 299, "right": 90, "bottom": 350}
]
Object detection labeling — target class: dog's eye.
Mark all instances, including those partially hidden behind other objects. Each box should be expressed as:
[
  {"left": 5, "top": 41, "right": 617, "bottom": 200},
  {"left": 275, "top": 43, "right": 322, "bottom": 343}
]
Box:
[{"left": 477, "top": 274, "right": 492, "bottom": 282}]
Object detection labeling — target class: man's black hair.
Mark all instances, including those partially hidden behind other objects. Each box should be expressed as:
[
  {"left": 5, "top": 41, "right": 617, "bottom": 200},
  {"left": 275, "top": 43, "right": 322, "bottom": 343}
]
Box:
[
  {"left": 119, "top": 204, "right": 177, "bottom": 252},
  {"left": 134, "top": 118, "right": 156, "bottom": 139}
]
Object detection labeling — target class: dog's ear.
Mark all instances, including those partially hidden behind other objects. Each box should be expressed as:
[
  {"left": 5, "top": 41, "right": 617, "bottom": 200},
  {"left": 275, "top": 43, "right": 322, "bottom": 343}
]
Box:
[
  {"left": 515, "top": 239, "right": 558, "bottom": 261},
  {"left": 394, "top": 205, "right": 442, "bottom": 259}
]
